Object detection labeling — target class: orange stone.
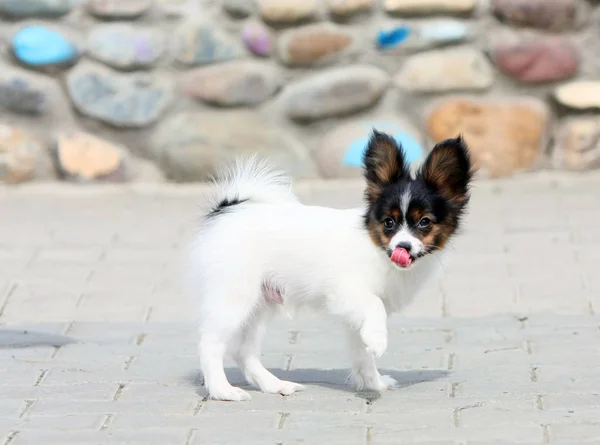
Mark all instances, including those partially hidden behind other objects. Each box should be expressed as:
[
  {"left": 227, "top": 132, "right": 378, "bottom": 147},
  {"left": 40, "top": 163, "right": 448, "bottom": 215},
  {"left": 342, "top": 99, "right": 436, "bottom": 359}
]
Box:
[
  {"left": 426, "top": 97, "right": 548, "bottom": 178},
  {"left": 56, "top": 132, "right": 123, "bottom": 180}
]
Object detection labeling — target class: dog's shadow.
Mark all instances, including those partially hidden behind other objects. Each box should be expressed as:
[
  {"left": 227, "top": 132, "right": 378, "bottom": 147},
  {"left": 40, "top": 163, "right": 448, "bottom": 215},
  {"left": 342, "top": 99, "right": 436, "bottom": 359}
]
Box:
[
  {"left": 184, "top": 367, "right": 449, "bottom": 400},
  {"left": 0, "top": 328, "right": 74, "bottom": 349}
]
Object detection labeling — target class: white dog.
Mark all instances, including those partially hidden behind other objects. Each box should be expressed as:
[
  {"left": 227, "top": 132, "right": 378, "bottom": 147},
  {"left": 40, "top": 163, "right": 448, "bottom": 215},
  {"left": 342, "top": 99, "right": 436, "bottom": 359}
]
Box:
[{"left": 187, "top": 131, "right": 472, "bottom": 401}]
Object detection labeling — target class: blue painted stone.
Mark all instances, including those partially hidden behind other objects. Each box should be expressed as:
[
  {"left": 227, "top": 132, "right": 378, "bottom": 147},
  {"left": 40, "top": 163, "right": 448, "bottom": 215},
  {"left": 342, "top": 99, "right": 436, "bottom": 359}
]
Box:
[
  {"left": 377, "top": 26, "right": 410, "bottom": 49},
  {"left": 419, "top": 20, "right": 469, "bottom": 44},
  {"left": 377, "top": 20, "right": 470, "bottom": 53},
  {"left": 12, "top": 26, "right": 77, "bottom": 67}
]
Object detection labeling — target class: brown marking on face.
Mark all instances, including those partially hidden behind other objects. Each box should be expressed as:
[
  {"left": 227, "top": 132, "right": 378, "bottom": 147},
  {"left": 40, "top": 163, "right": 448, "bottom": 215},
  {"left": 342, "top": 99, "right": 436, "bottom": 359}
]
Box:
[
  {"left": 390, "top": 208, "right": 401, "bottom": 221},
  {"left": 408, "top": 207, "right": 425, "bottom": 224},
  {"left": 417, "top": 223, "right": 447, "bottom": 251},
  {"left": 366, "top": 208, "right": 395, "bottom": 249}
]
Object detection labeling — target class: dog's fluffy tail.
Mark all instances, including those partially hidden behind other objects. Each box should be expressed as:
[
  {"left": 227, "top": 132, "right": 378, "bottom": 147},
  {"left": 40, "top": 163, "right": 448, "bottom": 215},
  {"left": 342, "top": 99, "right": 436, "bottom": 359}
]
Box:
[{"left": 206, "top": 156, "right": 298, "bottom": 215}]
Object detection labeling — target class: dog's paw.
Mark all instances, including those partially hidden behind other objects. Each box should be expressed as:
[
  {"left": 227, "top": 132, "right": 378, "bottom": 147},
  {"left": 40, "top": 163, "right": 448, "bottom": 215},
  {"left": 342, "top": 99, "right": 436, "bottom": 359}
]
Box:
[
  {"left": 276, "top": 381, "right": 305, "bottom": 396},
  {"left": 209, "top": 386, "right": 252, "bottom": 402},
  {"left": 378, "top": 375, "right": 398, "bottom": 391},
  {"left": 260, "top": 379, "right": 305, "bottom": 396},
  {"left": 360, "top": 327, "right": 388, "bottom": 358}
]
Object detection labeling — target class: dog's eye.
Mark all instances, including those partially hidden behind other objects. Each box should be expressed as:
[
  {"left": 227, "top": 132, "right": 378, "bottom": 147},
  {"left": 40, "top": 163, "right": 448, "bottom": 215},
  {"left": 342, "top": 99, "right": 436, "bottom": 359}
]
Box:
[
  {"left": 383, "top": 218, "right": 395, "bottom": 230},
  {"left": 418, "top": 217, "right": 432, "bottom": 229}
]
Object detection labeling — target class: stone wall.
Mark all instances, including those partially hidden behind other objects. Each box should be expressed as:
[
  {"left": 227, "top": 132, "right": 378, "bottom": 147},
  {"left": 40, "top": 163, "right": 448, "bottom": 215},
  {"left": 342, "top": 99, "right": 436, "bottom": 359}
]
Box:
[{"left": 1, "top": 0, "right": 600, "bottom": 184}]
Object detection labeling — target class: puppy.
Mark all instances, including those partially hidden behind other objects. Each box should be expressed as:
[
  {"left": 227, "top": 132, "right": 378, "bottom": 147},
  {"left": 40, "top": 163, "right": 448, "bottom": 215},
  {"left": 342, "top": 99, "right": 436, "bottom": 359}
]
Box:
[{"left": 187, "top": 130, "right": 473, "bottom": 401}]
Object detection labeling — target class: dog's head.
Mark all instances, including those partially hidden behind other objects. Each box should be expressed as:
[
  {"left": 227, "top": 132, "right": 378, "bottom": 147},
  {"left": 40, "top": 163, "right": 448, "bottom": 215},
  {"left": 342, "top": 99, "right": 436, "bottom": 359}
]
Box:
[{"left": 363, "top": 130, "right": 473, "bottom": 269}]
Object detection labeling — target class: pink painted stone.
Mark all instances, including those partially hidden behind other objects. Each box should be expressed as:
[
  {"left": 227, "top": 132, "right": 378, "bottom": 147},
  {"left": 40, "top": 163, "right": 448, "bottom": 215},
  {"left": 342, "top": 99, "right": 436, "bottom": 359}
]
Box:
[
  {"left": 242, "top": 23, "right": 272, "bottom": 57},
  {"left": 493, "top": 38, "right": 579, "bottom": 84}
]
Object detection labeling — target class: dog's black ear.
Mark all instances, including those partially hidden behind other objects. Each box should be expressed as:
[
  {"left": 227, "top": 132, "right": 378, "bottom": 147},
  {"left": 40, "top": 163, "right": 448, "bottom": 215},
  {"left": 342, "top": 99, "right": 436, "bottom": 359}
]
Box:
[
  {"left": 420, "top": 135, "right": 473, "bottom": 205},
  {"left": 363, "top": 130, "right": 408, "bottom": 204}
]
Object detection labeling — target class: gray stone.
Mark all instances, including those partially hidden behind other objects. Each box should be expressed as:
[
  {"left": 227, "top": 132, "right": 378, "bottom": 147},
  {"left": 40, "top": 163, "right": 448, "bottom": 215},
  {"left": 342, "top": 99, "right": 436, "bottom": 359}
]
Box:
[
  {"left": 0, "top": 124, "right": 44, "bottom": 183},
  {"left": 173, "top": 19, "right": 244, "bottom": 66},
  {"left": 0, "top": 72, "right": 46, "bottom": 114},
  {"left": 180, "top": 61, "right": 281, "bottom": 107},
  {"left": 151, "top": 111, "right": 316, "bottom": 181},
  {"left": 87, "top": 24, "right": 164, "bottom": 70},
  {"left": 282, "top": 65, "right": 389, "bottom": 121},
  {"left": 394, "top": 48, "right": 494, "bottom": 93},
  {"left": 223, "top": 0, "right": 254, "bottom": 17},
  {"left": 86, "top": 0, "right": 152, "bottom": 19},
  {"left": 66, "top": 62, "right": 172, "bottom": 128},
  {"left": 130, "top": 156, "right": 166, "bottom": 182},
  {"left": 277, "top": 23, "right": 356, "bottom": 67},
  {"left": 553, "top": 117, "right": 600, "bottom": 171},
  {"left": 0, "top": 0, "right": 71, "bottom": 17}
]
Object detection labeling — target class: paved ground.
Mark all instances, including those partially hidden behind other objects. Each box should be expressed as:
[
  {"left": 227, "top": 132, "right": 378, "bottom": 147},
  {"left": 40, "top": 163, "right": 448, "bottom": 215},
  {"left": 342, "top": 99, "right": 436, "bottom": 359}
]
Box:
[{"left": 1, "top": 171, "right": 600, "bottom": 444}]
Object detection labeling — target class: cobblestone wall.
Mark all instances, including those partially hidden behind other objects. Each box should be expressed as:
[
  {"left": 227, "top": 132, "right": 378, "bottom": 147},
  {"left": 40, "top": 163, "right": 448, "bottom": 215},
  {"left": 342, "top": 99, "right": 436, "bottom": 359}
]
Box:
[{"left": 1, "top": 0, "right": 600, "bottom": 184}]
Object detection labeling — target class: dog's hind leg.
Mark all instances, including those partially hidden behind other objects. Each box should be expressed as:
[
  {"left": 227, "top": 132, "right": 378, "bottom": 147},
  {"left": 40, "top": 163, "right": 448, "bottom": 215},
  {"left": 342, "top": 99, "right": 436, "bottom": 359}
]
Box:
[
  {"left": 197, "top": 287, "right": 261, "bottom": 402},
  {"left": 233, "top": 305, "right": 305, "bottom": 396}
]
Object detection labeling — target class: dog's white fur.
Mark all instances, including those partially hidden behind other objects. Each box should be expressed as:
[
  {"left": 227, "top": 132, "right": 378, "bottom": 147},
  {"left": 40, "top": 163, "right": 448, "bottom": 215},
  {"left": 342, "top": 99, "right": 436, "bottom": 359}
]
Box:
[{"left": 187, "top": 157, "right": 442, "bottom": 401}]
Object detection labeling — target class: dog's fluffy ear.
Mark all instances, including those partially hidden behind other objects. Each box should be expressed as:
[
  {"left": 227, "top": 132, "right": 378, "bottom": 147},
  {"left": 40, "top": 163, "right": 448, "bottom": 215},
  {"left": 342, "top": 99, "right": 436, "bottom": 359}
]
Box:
[
  {"left": 363, "top": 130, "right": 408, "bottom": 204},
  {"left": 420, "top": 135, "right": 473, "bottom": 205}
]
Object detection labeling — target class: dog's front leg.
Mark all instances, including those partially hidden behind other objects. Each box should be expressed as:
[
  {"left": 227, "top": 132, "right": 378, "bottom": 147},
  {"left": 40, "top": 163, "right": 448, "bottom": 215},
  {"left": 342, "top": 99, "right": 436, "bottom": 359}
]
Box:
[
  {"left": 331, "top": 294, "right": 397, "bottom": 392},
  {"left": 329, "top": 291, "right": 388, "bottom": 356}
]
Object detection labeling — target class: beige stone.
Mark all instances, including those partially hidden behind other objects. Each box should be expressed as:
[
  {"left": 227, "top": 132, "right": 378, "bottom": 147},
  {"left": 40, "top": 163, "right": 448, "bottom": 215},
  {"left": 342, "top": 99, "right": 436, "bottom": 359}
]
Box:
[
  {"left": 427, "top": 97, "right": 549, "bottom": 178},
  {"left": 87, "top": 0, "right": 152, "bottom": 18},
  {"left": 180, "top": 61, "right": 281, "bottom": 106},
  {"left": 0, "top": 125, "right": 42, "bottom": 183},
  {"left": 327, "top": 0, "right": 374, "bottom": 16},
  {"left": 277, "top": 24, "right": 354, "bottom": 67},
  {"left": 395, "top": 48, "right": 494, "bottom": 93},
  {"left": 258, "top": 0, "right": 317, "bottom": 23},
  {"left": 554, "top": 81, "right": 600, "bottom": 110},
  {"left": 554, "top": 118, "right": 600, "bottom": 171},
  {"left": 384, "top": 0, "right": 476, "bottom": 15}
]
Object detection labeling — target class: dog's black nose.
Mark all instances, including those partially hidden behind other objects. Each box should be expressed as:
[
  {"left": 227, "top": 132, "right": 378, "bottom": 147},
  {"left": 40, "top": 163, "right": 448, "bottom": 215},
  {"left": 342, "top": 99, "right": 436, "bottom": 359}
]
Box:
[{"left": 396, "top": 242, "right": 412, "bottom": 253}]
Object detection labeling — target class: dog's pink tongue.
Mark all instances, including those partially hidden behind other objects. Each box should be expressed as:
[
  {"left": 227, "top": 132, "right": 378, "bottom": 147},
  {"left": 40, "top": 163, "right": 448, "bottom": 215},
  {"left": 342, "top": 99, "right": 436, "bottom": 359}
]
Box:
[{"left": 391, "top": 248, "right": 412, "bottom": 267}]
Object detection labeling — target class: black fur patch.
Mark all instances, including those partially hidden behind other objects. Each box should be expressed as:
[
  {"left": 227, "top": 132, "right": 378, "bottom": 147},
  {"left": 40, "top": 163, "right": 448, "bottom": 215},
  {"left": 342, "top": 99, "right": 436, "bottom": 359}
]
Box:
[{"left": 206, "top": 197, "right": 248, "bottom": 219}]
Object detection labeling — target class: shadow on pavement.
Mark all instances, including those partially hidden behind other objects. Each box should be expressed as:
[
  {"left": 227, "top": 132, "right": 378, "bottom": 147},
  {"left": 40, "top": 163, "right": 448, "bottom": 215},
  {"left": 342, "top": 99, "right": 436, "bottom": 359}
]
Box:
[
  {"left": 0, "top": 329, "right": 75, "bottom": 348},
  {"left": 185, "top": 368, "right": 449, "bottom": 398}
]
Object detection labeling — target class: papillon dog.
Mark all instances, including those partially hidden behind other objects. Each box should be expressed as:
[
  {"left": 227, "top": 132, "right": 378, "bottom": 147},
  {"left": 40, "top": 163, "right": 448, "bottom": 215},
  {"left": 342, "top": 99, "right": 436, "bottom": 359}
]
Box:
[{"left": 187, "top": 130, "right": 473, "bottom": 401}]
